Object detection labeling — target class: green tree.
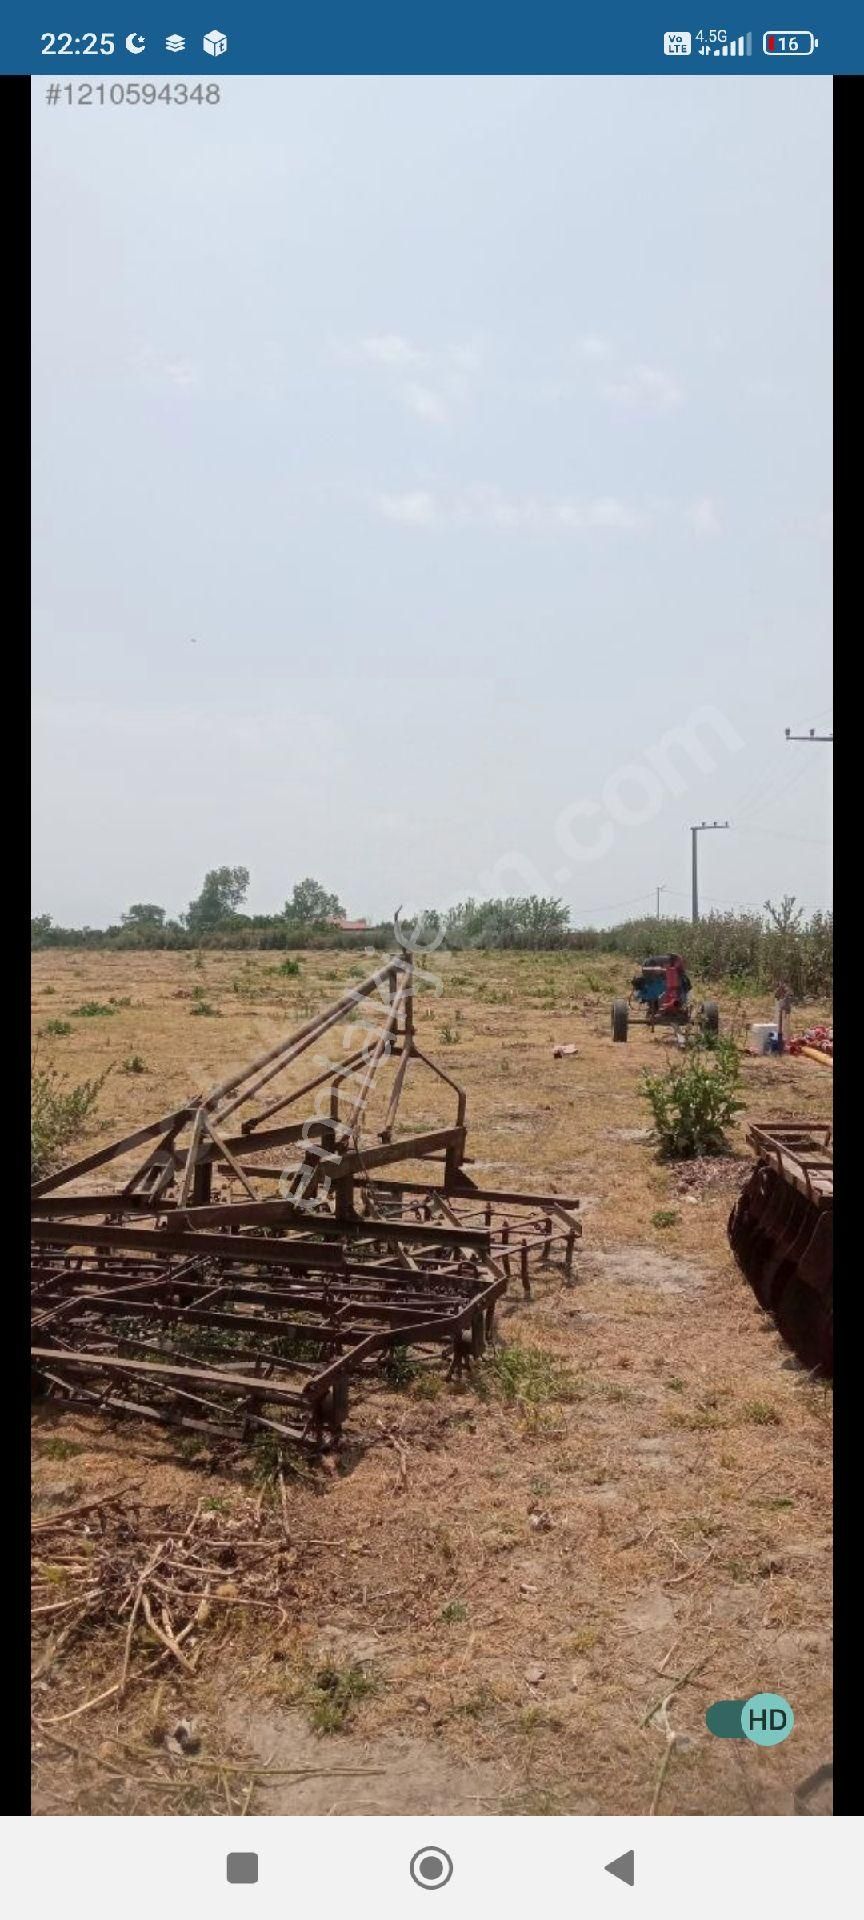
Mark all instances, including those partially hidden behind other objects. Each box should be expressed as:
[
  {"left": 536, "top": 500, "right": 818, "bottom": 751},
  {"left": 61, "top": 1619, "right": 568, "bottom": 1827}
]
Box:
[
  {"left": 186, "top": 866, "right": 250, "bottom": 932},
  {"left": 122, "top": 902, "right": 166, "bottom": 930},
  {"left": 285, "top": 878, "right": 345, "bottom": 922}
]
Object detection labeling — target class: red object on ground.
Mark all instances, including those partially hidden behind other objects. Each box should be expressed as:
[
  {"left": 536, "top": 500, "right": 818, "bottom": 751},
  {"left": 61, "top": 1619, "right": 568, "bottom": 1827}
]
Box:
[{"left": 788, "top": 1025, "right": 833, "bottom": 1058}]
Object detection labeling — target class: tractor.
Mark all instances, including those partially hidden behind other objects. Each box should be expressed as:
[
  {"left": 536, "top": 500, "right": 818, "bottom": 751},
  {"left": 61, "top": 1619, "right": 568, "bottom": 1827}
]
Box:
[{"left": 611, "top": 953, "right": 718, "bottom": 1043}]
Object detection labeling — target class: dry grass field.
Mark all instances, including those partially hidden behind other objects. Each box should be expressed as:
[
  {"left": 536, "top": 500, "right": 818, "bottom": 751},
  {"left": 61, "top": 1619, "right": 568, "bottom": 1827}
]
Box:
[{"left": 31, "top": 947, "right": 832, "bottom": 1818}]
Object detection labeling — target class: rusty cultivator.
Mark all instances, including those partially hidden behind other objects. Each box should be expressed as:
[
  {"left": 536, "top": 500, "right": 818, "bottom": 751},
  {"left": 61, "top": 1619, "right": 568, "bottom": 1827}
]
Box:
[
  {"left": 727, "top": 1121, "right": 832, "bottom": 1376},
  {"left": 31, "top": 952, "right": 582, "bottom": 1448}
]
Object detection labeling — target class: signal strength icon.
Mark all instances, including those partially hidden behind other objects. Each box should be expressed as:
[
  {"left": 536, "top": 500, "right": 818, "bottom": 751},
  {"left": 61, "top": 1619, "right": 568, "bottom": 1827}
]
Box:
[{"left": 712, "top": 32, "right": 752, "bottom": 56}]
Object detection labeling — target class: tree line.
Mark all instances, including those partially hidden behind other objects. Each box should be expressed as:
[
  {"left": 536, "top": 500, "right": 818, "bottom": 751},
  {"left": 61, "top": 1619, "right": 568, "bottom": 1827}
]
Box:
[{"left": 30, "top": 870, "right": 832, "bottom": 996}]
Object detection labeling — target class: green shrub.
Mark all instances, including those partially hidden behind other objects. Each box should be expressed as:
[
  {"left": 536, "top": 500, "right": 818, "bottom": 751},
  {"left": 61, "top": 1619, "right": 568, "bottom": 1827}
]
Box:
[
  {"left": 70, "top": 1001, "right": 115, "bottom": 1018},
  {"left": 641, "top": 1044, "right": 744, "bottom": 1158},
  {"left": 190, "top": 1001, "right": 220, "bottom": 1017},
  {"left": 122, "top": 1054, "right": 147, "bottom": 1074},
  {"left": 31, "top": 1060, "right": 109, "bottom": 1177},
  {"left": 41, "top": 1018, "right": 72, "bottom": 1037},
  {"left": 651, "top": 1208, "right": 679, "bottom": 1229}
]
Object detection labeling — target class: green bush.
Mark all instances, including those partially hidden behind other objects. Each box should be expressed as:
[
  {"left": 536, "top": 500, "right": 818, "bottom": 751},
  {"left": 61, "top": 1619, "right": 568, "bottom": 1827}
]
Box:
[
  {"left": 31, "top": 1060, "right": 109, "bottom": 1177},
  {"left": 41, "top": 1018, "right": 72, "bottom": 1037},
  {"left": 641, "top": 1044, "right": 744, "bottom": 1159}
]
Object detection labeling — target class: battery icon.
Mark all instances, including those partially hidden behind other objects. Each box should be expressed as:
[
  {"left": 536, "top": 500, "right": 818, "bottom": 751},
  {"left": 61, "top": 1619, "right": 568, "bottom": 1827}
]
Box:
[{"left": 763, "top": 30, "right": 819, "bottom": 55}]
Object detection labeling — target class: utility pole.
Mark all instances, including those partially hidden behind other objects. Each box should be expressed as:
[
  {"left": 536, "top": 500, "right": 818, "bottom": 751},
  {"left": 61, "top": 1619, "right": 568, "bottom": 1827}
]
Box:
[
  {"left": 690, "top": 821, "right": 729, "bottom": 924},
  {"left": 785, "top": 727, "right": 833, "bottom": 742},
  {"left": 656, "top": 884, "right": 665, "bottom": 919}
]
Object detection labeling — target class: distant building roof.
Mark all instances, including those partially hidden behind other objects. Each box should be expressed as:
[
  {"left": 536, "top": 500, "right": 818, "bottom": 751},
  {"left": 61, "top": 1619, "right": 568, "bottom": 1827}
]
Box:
[{"left": 329, "top": 917, "right": 368, "bottom": 931}]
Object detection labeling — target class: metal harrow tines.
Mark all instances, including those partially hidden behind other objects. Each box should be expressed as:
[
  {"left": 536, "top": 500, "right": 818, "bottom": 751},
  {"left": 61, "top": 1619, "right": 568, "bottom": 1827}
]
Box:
[
  {"left": 727, "top": 1122, "right": 832, "bottom": 1377},
  {"left": 30, "top": 1244, "right": 507, "bottom": 1449}
]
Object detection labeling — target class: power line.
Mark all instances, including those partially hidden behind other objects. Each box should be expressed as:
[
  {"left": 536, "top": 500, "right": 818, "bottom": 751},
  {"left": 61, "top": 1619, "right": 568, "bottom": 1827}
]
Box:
[
  {"left": 666, "top": 887, "right": 765, "bottom": 912},
  {"left": 569, "top": 890, "right": 656, "bottom": 918},
  {"left": 734, "top": 748, "right": 822, "bottom": 825},
  {"left": 735, "top": 825, "right": 831, "bottom": 848},
  {"left": 784, "top": 703, "right": 832, "bottom": 735}
]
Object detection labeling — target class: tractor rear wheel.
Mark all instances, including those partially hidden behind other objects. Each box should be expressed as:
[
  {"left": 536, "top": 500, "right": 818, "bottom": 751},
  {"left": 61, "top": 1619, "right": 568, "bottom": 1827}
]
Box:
[{"left": 612, "top": 999, "right": 629, "bottom": 1043}]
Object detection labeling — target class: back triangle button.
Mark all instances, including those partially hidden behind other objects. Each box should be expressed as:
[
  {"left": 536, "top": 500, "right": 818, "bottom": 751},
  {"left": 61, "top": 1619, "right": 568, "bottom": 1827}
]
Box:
[{"left": 604, "top": 1851, "right": 635, "bottom": 1887}]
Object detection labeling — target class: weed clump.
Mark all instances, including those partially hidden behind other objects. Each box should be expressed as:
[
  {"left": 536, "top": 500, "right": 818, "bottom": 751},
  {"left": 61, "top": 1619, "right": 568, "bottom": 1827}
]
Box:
[
  {"left": 476, "top": 1342, "right": 580, "bottom": 1408},
  {"left": 31, "top": 1060, "right": 109, "bottom": 1177},
  {"left": 641, "top": 1039, "right": 743, "bottom": 1158},
  {"left": 308, "top": 1663, "right": 376, "bottom": 1734}
]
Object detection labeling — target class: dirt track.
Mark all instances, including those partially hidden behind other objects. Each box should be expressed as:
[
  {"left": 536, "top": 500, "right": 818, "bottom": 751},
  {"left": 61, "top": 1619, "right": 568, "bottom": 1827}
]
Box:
[{"left": 31, "top": 947, "right": 833, "bottom": 1816}]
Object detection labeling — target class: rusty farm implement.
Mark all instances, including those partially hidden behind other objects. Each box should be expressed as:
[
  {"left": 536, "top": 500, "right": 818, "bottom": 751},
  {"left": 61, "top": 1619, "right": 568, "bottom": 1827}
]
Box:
[
  {"left": 727, "top": 1121, "right": 832, "bottom": 1376},
  {"left": 31, "top": 951, "right": 582, "bottom": 1449}
]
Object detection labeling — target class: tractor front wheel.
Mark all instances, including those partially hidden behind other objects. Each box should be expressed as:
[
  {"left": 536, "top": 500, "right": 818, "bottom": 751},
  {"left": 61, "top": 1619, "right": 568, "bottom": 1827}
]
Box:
[{"left": 612, "top": 999, "right": 629, "bottom": 1043}]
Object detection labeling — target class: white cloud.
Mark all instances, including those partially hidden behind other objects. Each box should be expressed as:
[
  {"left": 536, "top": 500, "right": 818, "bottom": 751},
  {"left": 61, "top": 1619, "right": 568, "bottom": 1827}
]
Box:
[
  {"left": 163, "top": 360, "right": 199, "bottom": 389},
  {"left": 602, "top": 363, "right": 684, "bottom": 412},
  {"left": 357, "top": 333, "right": 424, "bottom": 367},
  {"left": 370, "top": 488, "right": 731, "bottom": 535},
  {"left": 375, "top": 490, "right": 438, "bottom": 525},
  {"left": 591, "top": 496, "right": 648, "bottom": 529},
  {"left": 687, "top": 496, "right": 722, "bottom": 536},
  {"left": 342, "top": 335, "right": 484, "bottom": 426},
  {"left": 454, "top": 487, "right": 541, "bottom": 529},
  {"left": 131, "top": 347, "right": 201, "bottom": 390},
  {"left": 372, "top": 486, "right": 651, "bottom": 533},
  {"left": 403, "top": 382, "right": 449, "bottom": 425},
  {"left": 574, "top": 334, "right": 614, "bottom": 361}
]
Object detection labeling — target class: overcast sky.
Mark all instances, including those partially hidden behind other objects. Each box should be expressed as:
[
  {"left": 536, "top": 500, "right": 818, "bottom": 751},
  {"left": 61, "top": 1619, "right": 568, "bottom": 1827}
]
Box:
[{"left": 31, "top": 76, "right": 832, "bottom": 928}]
